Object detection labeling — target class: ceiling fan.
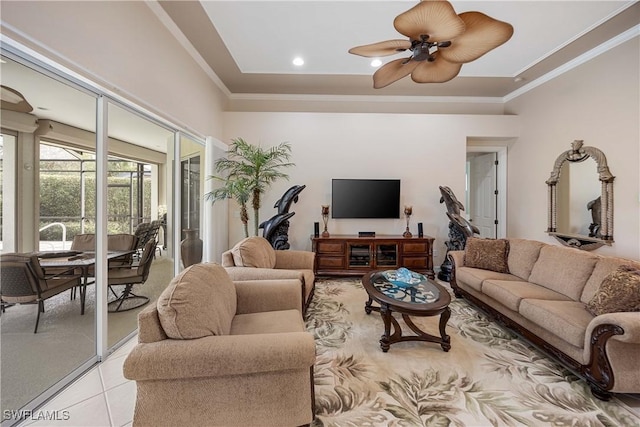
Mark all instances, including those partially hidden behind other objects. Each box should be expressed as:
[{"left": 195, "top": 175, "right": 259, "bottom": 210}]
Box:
[
  {"left": 349, "top": 1, "right": 514, "bottom": 89},
  {"left": 1, "top": 85, "right": 33, "bottom": 113}
]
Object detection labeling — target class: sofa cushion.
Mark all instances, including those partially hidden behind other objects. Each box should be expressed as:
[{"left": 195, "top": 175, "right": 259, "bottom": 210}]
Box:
[
  {"left": 528, "top": 246, "right": 598, "bottom": 300},
  {"left": 157, "top": 263, "right": 237, "bottom": 339},
  {"left": 483, "top": 280, "right": 571, "bottom": 312},
  {"left": 581, "top": 257, "right": 640, "bottom": 303},
  {"left": 231, "top": 237, "right": 276, "bottom": 268},
  {"left": 586, "top": 265, "right": 640, "bottom": 316},
  {"left": 455, "top": 267, "right": 521, "bottom": 292},
  {"left": 519, "top": 299, "right": 593, "bottom": 348},
  {"left": 231, "top": 309, "right": 305, "bottom": 335},
  {"left": 507, "top": 239, "right": 546, "bottom": 280},
  {"left": 464, "top": 238, "right": 510, "bottom": 273}
]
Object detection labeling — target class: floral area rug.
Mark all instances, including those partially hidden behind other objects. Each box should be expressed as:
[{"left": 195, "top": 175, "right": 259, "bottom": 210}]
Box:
[{"left": 305, "top": 277, "right": 638, "bottom": 427}]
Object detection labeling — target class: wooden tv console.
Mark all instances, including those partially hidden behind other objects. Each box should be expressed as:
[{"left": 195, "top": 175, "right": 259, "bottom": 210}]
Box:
[{"left": 311, "top": 234, "right": 434, "bottom": 278}]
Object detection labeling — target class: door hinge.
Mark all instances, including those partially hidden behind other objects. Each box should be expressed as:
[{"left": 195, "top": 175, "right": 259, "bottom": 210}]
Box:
[
  {"left": 494, "top": 220, "right": 499, "bottom": 225},
  {"left": 494, "top": 190, "right": 499, "bottom": 195},
  {"left": 494, "top": 160, "right": 499, "bottom": 165}
]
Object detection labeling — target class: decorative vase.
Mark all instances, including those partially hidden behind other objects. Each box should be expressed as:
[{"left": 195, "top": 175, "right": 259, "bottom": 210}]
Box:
[
  {"left": 321, "top": 205, "right": 330, "bottom": 237},
  {"left": 403, "top": 206, "right": 413, "bottom": 237},
  {"left": 181, "top": 229, "right": 203, "bottom": 267}
]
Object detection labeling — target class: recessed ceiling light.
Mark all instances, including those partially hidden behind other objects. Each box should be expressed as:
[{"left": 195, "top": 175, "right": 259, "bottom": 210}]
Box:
[
  {"left": 292, "top": 57, "right": 304, "bottom": 66},
  {"left": 370, "top": 59, "right": 382, "bottom": 67}
]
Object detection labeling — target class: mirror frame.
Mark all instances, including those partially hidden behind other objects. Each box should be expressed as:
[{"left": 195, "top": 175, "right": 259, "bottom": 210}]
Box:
[{"left": 546, "top": 140, "right": 614, "bottom": 250}]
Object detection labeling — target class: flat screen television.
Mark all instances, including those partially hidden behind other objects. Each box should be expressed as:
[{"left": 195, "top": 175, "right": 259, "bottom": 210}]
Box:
[{"left": 331, "top": 179, "right": 401, "bottom": 219}]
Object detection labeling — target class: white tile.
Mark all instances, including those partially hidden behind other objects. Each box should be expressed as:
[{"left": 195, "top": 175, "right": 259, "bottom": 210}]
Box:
[
  {"left": 37, "top": 369, "right": 105, "bottom": 412},
  {"left": 110, "top": 337, "right": 137, "bottom": 359},
  {"left": 28, "top": 393, "right": 111, "bottom": 426},
  {"left": 98, "top": 354, "right": 129, "bottom": 391},
  {"left": 104, "top": 381, "right": 136, "bottom": 427}
]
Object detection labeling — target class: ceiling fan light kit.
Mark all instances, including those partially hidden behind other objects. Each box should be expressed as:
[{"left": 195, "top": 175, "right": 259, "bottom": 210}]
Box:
[{"left": 349, "top": 0, "right": 514, "bottom": 88}]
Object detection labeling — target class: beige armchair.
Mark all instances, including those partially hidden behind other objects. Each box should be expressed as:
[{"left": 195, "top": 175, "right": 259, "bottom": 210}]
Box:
[
  {"left": 222, "top": 236, "right": 315, "bottom": 312},
  {"left": 123, "top": 263, "right": 315, "bottom": 427}
]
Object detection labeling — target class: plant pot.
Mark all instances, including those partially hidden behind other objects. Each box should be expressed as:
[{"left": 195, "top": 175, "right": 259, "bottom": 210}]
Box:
[{"left": 181, "top": 229, "right": 203, "bottom": 267}]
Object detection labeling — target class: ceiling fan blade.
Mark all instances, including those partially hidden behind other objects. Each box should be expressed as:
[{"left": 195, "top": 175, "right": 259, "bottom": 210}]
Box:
[
  {"left": 0, "top": 85, "right": 33, "bottom": 113},
  {"left": 410, "top": 54, "right": 462, "bottom": 83},
  {"left": 348, "top": 40, "right": 412, "bottom": 57},
  {"left": 438, "top": 12, "right": 514, "bottom": 64},
  {"left": 394, "top": 1, "right": 465, "bottom": 42},
  {"left": 373, "top": 58, "right": 419, "bottom": 89}
]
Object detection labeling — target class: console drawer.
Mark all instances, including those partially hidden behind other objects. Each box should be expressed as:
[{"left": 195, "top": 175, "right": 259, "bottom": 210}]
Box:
[
  {"left": 403, "top": 257, "right": 428, "bottom": 269},
  {"left": 317, "top": 256, "right": 345, "bottom": 269},
  {"left": 316, "top": 242, "right": 344, "bottom": 254},
  {"left": 403, "top": 243, "right": 428, "bottom": 253}
]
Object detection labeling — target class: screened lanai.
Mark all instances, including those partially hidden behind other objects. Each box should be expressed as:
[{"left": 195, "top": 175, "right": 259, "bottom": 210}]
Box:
[{"left": 38, "top": 142, "right": 158, "bottom": 251}]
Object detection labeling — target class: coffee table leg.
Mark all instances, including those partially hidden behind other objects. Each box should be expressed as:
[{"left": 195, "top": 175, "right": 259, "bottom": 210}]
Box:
[
  {"left": 365, "top": 296, "right": 373, "bottom": 315},
  {"left": 439, "top": 307, "right": 451, "bottom": 352},
  {"left": 380, "top": 305, "right": 392, "bottom": 352}
]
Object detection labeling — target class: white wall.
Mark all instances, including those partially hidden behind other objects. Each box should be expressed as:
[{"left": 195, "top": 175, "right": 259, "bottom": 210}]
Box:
[
  {"left": 222, "top": 112, "right": 519, "bottom": 266},
  {"left": 505, "top": 37, "right": 639, "bottom": 259},
  {"left": 1, "top": 1, "right": 226, "bottom": 140}
]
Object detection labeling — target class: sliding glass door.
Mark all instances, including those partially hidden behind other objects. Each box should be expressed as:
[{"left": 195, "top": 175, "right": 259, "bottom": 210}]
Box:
[
  {"left": 0, "top": 54, "right": 98, "bottom": 420},
  {"left": 106, "top": 102, "right": 174, "bottom": 348},
  {"left": 0, "top": 48, "right": 208, "bottom": 426}
]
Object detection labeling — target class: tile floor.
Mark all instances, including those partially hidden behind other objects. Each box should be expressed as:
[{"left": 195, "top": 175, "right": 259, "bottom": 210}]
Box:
[
  {"left": 15, "top": 333, "right": 640, "bottom": 427},
  {"left": 19, "top": 338, "right": 137, "bottom": 427}
]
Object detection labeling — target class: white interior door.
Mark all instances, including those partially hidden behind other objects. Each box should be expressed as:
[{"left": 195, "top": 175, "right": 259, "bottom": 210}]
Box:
[{"left": 469, "top": 152, "right": 497, "bottom": 238}]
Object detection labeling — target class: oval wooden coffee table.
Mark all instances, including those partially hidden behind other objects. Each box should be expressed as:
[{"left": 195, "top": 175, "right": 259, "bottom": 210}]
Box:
[{"left": 363, "top": 269, "right": 451, "bottom": 352}]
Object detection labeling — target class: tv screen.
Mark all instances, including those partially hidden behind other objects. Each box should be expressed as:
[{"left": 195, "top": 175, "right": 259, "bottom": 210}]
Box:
[{"left": 332, "top": 179, "right": 401, "bottom": 219}]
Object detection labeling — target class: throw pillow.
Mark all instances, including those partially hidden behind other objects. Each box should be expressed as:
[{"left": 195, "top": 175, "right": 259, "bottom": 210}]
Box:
[
  {"left": 464, "top": 237, "right": 510, "bottom": 273},
  {"left": 157, "top": 263, "right": 237, "bottom": 339},
  {"left": 586, "top": 265, "right": 640, "bottom": 316},
  {"left": 230, "top": 236, "right": 277, "bottom": 268}
]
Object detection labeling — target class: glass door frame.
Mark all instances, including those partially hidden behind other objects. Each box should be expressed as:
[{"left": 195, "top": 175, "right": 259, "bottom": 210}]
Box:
[{"left": 1, "top": 37, "right": 208, "bottom": 423}]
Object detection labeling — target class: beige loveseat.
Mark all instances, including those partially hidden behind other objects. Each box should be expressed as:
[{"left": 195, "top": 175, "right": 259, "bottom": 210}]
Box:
[
  {"left": 123, "top": 263, "right": 316, "bottom": 426},
  {"left": 449, "top": 238, "right": 640, "bottom": 400},
  {"left": 222, "top": 236, "right": 316, "bottom": 312}
]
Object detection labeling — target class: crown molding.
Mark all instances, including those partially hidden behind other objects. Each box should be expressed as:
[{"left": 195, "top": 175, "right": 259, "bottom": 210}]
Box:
[
  {"left": 228, "top": 92, "right": 504, "bottom": 104},
  {"left": 145, "top": 0, "right": 231, "bottom": 98},
  {"left": 504, "top": 25, "right": 639, "bottom": 103}
]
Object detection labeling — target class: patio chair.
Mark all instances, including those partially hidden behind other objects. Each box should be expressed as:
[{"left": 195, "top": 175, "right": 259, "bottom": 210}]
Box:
[
  {"left": 107, "top": 233, "right": 138, "bottom": 268},
  {"left": 107, "top": 239, "right": 155, "bottom": 312},
  {"left": 0, "top": 253, "right": 83, "bottom": 333},
  {"left": 70, "top": 233, "right": 96, "bottom": 251},
  {"left": 133, "top": 221, "right": 162, "bottom": 259}
]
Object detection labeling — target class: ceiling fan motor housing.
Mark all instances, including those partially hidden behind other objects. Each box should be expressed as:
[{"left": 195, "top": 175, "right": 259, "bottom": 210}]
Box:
[{"left": 412, "top": 38, "right": 443, "bottom": 62}]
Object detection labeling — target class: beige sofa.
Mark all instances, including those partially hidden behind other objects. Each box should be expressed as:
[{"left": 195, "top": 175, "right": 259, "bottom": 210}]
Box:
[
  {"left": 222, "top": 236, "right": 316, "bottom": 312},
  {"left": 123, "top": 263, "right": 316, "bottom": 426},
  {"left": 449, "top": 238, "right": 640, "bottom": 400}
]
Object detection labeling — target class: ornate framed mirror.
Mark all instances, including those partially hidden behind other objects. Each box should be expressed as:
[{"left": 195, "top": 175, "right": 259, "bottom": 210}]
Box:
[{"left": 546, "top": 140, "right": 614, "bottom": 250}]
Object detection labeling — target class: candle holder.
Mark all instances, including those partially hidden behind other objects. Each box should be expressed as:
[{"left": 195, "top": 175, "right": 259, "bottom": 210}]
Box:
[
  {"left": 403, "top": 206, "right": 413, "bottom": 237},
  {"left": 321, "top": 205, "right": 330, "bottom": 237}
]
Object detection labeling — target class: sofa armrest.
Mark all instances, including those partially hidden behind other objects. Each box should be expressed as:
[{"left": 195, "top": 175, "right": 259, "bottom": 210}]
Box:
[
  {"left": 136, "top": 304, "right": 168, "bottom": 344},
  {"left": 123, "top": 331, "right": 316, "bottom": 381},
  {"left": 221, "top": 250, "right": 235, "bottom": 267},
  {"left": 225, "top": 266, "right": 304, "bottom": 282},
  {"left": 235, "top": 279, "right": 302, "bottom": 314},
  {"left": 586, "top": 312, "right": 640, "bottom": 344},
  {"left": 449, "top": 250, "right": 465, "bottom": 268},
  {"left": 275, "top": 250, "right": 315, "bottom": 270}
]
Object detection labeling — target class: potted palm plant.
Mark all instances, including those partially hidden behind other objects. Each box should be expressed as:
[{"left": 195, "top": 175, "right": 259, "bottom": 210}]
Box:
[{"left": 206, "top": 138, "right": 294, "bottom": 237}]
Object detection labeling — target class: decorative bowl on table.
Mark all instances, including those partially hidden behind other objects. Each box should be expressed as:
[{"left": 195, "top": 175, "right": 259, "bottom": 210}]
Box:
[{"left": 382, "top": 267, "right": 426, "bottom": 288}]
